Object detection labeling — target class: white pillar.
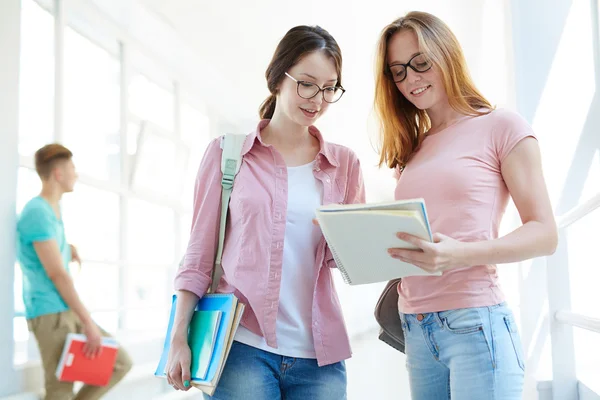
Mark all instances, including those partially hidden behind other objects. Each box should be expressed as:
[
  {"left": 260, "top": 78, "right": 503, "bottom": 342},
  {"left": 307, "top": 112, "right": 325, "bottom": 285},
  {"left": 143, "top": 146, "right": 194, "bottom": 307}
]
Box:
[{"left": 0, "top": 0, "right": 21, "bottom": 396}]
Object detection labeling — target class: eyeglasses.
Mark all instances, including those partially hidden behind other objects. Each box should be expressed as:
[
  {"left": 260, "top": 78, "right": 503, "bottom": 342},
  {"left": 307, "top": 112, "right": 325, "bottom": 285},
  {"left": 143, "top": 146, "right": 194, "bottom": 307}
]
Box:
[
  {"left": 284, "top": 72, "right": 345, "bottom": 103},
  {"left": 388, "top": 53, "right": 433, "bottom": 83}
]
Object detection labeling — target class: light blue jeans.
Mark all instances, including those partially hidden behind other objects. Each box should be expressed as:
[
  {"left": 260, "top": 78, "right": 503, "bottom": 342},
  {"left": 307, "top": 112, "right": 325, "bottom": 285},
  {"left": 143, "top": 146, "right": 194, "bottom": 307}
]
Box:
[
  {"left": 399, "top": 302, "right": 525, "bottom": 399},
  {"left": 204, "top": 341, "right": 347, "bottom": 400}
]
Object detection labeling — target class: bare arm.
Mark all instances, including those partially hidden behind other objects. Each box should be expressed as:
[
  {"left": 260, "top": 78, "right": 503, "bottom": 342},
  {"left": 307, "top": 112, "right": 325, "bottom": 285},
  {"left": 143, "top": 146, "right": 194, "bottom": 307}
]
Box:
[
  {"left": 390, "top": 138, "right": 558, "bottom": 272},
  {"left": 166, "top": 290, "right": 199, "bottom": 391},
  {"left": 33, "top": 240, "right": 93, "bottom": 325},
  {"left": 171, "top": 290, "right": 199, "bottom": 341},
  {"left": 33, "top": 240, "right": 102, "bottom": 357},
  {"left": 462, "top": 137, "right": 558, "bottom": 265}
]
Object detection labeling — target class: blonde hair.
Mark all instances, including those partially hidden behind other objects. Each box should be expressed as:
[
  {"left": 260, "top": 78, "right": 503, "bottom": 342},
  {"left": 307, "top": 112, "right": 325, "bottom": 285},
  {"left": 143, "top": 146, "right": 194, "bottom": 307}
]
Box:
[{"left": 374, "top": 11, "right": 493, "bottom": 169}]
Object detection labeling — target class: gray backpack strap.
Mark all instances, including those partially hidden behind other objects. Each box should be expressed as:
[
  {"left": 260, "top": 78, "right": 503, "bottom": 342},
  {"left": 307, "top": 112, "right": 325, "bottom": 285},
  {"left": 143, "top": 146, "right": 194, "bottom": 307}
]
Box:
[{"left": 209, "top": 133, "right": 247, "bottom": 293}]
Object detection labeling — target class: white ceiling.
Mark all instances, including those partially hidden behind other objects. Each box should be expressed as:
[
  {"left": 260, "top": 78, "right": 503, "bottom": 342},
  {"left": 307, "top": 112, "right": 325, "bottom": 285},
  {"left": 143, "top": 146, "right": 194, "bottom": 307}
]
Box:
[{"left": 135, "top": 0, "right": 497, "bottom": 127}]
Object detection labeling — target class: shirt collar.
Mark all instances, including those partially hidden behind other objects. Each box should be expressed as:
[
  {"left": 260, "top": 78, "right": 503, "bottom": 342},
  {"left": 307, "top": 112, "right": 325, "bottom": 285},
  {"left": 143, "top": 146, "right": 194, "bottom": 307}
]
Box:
[{"left": 241, "top": 120, "right": 338, "bottom": 168}]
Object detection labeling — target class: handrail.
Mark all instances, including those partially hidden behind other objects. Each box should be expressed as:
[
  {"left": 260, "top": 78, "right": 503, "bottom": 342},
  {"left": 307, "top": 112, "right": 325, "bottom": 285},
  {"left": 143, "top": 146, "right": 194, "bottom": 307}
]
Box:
[
  {"left": 555, "top": 310, "right": 600, "bottom": 334},
  {"left": 556, "top": 192, "right": 600, "bottom": 229}
]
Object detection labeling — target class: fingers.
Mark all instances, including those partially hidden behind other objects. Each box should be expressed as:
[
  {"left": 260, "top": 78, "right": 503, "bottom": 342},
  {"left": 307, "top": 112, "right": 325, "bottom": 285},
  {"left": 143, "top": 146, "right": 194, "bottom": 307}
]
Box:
[
  {"left": 83, "top": 341, "right": 102, "bottom": 359},
  {"left": 181, "top": 362, "right": 191, "bottom": 391},
  {"left": 83, "top": 342, "right": 92, "bottom": 359},
  {"left": 168, "top": 362, "right": 184, "bottom": 391},
  {"left": 93, "top": 343, "right": 102, "bottom": 359}
]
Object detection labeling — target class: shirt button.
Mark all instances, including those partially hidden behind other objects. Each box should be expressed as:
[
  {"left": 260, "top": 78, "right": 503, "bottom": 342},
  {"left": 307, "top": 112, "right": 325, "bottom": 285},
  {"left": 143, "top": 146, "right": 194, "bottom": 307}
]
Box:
[
  {"left": 325, "top": 178, "right": 330, "bottom": 183},
  {"left": 315, "top": 167, "right": 321, "bottom": 172}
]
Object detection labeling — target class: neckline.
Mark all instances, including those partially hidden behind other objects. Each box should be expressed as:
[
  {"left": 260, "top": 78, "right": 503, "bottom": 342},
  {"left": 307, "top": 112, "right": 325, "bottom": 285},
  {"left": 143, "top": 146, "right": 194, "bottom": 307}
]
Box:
[
  {"left": 287, "top": 160, "right": 316, "bottom": 170},
  {"left": 36, "top": 196, "right": 62, "bottom": 221},
  {"left": 425, "top": 114, "right": 473, "bottom": 138}
]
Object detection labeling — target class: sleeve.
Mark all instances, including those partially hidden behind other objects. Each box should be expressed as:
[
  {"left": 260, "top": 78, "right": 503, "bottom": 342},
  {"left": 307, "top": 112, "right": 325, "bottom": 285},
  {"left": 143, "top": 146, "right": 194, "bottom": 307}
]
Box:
[
  {"left": 17, "top": 204, "right": 55, "bottom": 244},
  {"left": 493, "top": 110, "right": 537, "bottom": 165},
  {"left": 325, "top": 152, "right": 366, "bottom": 268},
  {"left": 174, "top": 137, "right": 224, "bottom": 298}
]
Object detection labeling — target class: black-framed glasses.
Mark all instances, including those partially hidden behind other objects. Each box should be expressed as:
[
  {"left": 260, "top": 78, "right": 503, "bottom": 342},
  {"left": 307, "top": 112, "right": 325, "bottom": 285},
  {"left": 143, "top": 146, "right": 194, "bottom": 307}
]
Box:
[
  {"left": 284, "top": 72, "right": 345, "bottom": 103},
  {"left": 388, "top": 53, "right": 433, "bottom": 83}
]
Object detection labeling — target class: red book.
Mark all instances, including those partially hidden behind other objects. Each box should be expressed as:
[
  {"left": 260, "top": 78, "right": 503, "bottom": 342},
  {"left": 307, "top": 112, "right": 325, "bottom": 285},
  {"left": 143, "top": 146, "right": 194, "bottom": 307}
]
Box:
[{"left": 55, "top": 333, "right": 119, "bottom": 386}]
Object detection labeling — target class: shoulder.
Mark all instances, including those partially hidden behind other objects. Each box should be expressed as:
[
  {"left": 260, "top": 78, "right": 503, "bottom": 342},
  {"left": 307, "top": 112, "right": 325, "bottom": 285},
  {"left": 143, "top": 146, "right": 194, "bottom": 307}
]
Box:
[
  {"left": 19, "top": 198, "right": 51, "bottom": 220},
  {"left": 324, "top": 141, "right": 361, "bottom": 166},
  {"left": 479, "top": 108, "right": 533, "bottom": 133}
]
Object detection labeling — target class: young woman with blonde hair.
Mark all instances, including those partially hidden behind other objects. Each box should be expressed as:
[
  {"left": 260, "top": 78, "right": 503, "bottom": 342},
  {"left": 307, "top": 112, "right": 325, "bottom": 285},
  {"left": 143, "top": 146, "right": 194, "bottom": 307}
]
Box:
[{"left": 374, "top": 11, "right": 557, "bottom": 399}]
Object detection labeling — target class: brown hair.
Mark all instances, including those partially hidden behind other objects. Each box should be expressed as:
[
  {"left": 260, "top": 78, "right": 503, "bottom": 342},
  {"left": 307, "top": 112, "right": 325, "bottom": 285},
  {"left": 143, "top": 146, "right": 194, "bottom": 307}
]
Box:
[
  {"left": 374, "top": 11, "right": 493, "bottom": 169},
  {"left": 34, "top": 143, "right": 73, "bottom": 179},
  {"left": 259, "top": 25, "right": 343, "bottom": 119}
]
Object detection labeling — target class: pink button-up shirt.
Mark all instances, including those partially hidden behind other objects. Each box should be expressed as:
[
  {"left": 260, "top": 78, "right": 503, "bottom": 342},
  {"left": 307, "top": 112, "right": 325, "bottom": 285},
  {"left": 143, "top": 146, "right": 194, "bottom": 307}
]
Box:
[{"left": 175, "top": 120, "right": 365, "bottom": 366}]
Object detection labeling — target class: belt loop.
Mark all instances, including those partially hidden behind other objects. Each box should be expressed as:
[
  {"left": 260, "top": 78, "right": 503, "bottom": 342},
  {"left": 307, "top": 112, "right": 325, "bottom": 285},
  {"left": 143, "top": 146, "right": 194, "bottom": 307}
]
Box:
[
  {"left": 434, "top": 312, "right": 444, "bottom": 328},
  {"left": 399, "top": 312, "right": 410, "bottom": 331}
]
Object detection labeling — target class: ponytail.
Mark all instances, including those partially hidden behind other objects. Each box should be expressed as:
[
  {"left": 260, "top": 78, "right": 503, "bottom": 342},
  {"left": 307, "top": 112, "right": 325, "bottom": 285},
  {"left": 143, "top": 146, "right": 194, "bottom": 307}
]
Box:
[{"left": 259, "top": 94, "right": 277, "bottom": 119}]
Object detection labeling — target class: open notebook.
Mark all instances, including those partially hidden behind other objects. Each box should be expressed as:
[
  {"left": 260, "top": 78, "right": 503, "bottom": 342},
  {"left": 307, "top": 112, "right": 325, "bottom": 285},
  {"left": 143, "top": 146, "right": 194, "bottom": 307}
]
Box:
[{"left": 316, "top": 198, "right": 440, "bottom": 285}]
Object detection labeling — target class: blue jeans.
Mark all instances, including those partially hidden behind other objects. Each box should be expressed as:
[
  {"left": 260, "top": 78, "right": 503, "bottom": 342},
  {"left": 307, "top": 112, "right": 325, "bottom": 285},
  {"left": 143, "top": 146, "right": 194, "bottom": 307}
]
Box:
[
  {"left": 400, "top": 303, "right": 525, "bottom": 399},
  {"left": 204, "top": 341, "right": 347, "bottom": 400}
]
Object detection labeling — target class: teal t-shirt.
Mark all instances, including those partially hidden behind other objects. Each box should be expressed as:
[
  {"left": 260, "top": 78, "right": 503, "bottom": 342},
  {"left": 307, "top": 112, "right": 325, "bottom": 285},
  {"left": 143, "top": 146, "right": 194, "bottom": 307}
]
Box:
[{"left": 16, "top": 196, "right": 71, "bottom": 319}]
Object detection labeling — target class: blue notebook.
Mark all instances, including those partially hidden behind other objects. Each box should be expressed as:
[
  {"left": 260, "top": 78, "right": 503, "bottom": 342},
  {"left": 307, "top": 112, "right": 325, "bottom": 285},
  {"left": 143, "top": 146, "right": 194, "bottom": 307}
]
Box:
[{"left": 155, "top": 293, "right": 241, "bottom": 385}]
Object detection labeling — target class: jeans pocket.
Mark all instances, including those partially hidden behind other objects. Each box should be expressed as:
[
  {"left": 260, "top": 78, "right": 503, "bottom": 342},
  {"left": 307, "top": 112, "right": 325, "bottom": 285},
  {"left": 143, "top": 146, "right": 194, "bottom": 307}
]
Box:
[
  {"left": 440, "top": 307, "right": 484, "bottom": 334},
  {"left": 504, "top": 315, "right": 525, "bottom": 371}
]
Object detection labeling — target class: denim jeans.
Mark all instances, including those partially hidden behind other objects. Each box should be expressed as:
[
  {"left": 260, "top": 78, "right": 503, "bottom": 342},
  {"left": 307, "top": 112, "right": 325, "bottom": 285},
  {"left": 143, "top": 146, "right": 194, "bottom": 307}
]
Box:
[
  {"left": 399, "top": 302, "right": 525, "bottom": 399},
  {"left": 204, "top": 341, "right": 347, "bottom": 400}
]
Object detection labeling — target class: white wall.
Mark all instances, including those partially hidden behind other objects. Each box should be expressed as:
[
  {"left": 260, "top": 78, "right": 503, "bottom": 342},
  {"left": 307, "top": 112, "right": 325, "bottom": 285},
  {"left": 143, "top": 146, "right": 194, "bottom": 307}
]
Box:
[{"left": 0, "top": 0, "right": 21, "bottom": 396}]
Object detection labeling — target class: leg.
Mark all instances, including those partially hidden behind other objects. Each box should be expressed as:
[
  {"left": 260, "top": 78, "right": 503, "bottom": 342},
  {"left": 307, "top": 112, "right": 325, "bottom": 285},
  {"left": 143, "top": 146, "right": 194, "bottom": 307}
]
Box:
[
  {"left": 280, "top": 358, "right": 347, "bottom": 400},
  {"left": 489, "top": 304, "right": 525, "bottom": 399},
  {"left": 437, "top": 304, "right": 524, "bottom": 400},
  {"left": 74, "top": 325, "right": 133, "bottom": 400},
  {"left": 401, "top": 314, "right": 450, "bottom": 400},
  {"left": 204, "top": 341, "right": 282, "bottom": 400},
  {"left": 28, "top": 312, "right": 76, "bottom": 400}
]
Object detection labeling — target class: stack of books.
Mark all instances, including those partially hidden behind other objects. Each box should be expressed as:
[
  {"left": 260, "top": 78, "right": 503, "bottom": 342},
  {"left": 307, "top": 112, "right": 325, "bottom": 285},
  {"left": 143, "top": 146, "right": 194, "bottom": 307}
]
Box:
[{"left": 155, "top": 293, "right": 245, "bottom": 395}]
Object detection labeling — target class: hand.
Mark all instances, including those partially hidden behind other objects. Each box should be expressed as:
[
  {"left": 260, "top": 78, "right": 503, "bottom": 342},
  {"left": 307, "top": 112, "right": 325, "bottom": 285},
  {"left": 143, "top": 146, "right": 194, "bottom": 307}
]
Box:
[
  {"left": 166, "top": 335, "right": 192, "bottom": 391},
  {"left": 82, "top": 321, "right": 103, "bottom": 359},
  {"left": 70, "top": 244, "right": 81, "bottom": 265},
  {"left": 388, "top": 232, "right": 469, "bottom": 274}
]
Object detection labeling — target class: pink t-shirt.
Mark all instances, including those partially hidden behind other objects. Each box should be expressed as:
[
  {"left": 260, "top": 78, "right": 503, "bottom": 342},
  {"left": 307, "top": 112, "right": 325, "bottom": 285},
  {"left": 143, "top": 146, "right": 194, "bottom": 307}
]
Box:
[{"left": 395, "top": 108, "right": 536, "bottom": 314}]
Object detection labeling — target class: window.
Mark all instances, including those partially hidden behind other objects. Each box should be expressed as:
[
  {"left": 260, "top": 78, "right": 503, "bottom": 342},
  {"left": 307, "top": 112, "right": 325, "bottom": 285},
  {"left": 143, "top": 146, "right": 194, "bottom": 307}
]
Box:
[
  {"left": 73, "top": 263, "right": 120, "bottom": 311},
  {"left": 63, "top": 27, "right": 121, "bottom": 182},
  {"left": 18, "top": 0, "right": 54, "bottom": 156},
  {"left": 129, "top": 74, "right": 174, "bottom": 136},
  {"left": 61, "top": 184, "right": 120, "bottom": 262},
  {"left": 181, "top": 104, "right": 211, "bottom": 211},
  {"left": 129, "top": 121, "right": 189, "bottom": 200},
  {"left": 126, "top": 198, "right": 175, "bottom": 265}
]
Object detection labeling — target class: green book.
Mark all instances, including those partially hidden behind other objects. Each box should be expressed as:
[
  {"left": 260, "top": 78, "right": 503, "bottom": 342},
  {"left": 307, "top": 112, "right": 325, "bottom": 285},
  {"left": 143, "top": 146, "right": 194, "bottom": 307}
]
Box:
[{"left": 189, "top": 310, "right": 222, "bottom": 380}]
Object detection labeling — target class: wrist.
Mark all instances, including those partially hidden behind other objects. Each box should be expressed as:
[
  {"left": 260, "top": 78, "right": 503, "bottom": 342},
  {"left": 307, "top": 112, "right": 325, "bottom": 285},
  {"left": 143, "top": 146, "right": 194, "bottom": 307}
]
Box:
[
  {"left": 172, "top": 325, "right": 189, "bottom": 342},
  {"left": 460, "top": 240, "right": 480, "bottom": 267}
]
